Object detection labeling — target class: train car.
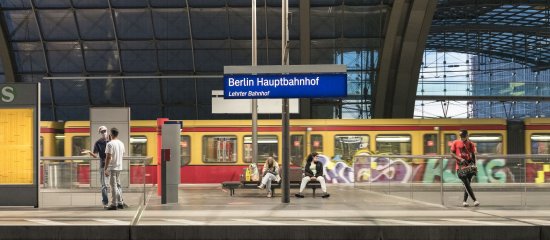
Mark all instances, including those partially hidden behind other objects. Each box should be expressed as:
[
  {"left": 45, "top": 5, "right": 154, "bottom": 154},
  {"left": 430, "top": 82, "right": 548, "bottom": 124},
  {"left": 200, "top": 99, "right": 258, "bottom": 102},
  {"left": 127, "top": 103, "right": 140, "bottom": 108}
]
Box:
[
  {"left": 179, "top": 118, "right": 508, "bottom": 183},
  {"left": 524, "top": 118, "right": 550, "bottom": 183},
  {"left": 39, "top": 121, "right": 64, "bottom": 157},
  {"left": 59, "top": 118, "right": 512, "bottom": 184}
]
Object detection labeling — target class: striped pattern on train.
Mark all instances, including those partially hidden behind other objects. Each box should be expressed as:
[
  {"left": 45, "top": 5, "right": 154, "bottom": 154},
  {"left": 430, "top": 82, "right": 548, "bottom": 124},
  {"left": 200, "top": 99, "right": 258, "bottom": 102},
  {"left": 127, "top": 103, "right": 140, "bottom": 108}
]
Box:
[{"left": 39, "top": 118, "right": 550, "bottom": 183}]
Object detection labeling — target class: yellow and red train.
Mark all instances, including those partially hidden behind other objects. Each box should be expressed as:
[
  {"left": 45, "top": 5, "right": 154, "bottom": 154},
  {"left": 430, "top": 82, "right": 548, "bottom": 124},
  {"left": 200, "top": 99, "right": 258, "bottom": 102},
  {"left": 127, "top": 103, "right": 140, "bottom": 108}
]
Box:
[{"left": 39, "top": 118, "right": 550, "bottom": 183}]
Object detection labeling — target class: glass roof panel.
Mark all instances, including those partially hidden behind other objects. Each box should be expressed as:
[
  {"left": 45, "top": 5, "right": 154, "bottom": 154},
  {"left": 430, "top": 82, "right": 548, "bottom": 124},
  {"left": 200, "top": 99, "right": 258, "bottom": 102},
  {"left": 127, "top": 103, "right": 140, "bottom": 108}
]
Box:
[
  {"left": 37, "top": 10, "right": 79, "bottom": 41},
  {"left": 152, "top": 8, "right": 190, "bottom": 39},
  {"left": 75, "top": 9, "right": 115, "bottom": 40},
  {"left": 3, "top": 10, "right": 40, "bottom": 41},
  {"left": 114, "top": 9, "right": 154, "bottom": 40}
]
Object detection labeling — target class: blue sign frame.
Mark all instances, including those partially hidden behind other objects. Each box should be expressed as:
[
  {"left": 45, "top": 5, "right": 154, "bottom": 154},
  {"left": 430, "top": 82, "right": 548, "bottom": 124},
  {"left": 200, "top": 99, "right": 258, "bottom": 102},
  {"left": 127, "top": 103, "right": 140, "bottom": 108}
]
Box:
[{"left": 224, "top": 73, "right": 347, "bottom": 99}]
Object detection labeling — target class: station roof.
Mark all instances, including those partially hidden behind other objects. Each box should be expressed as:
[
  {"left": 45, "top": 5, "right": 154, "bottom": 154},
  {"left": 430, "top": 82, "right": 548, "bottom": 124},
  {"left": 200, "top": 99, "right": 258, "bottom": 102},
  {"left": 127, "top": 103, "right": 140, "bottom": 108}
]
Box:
[{"left": 0, "top": 0, "right": 547, "bottom": 120}]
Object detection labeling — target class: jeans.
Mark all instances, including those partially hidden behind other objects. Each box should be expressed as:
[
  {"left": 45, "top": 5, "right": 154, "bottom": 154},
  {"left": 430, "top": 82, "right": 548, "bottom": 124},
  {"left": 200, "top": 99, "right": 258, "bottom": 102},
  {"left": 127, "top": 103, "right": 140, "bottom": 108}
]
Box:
[
  {"left": 299, "top": 176, "right": 327, "bottom": 193},
  {"left": 459, "top": 174, "right": 477, "bottom": 202},
  {"left": 99, "top": 168, "right": 109, "bottom": 205},
  {"left": 108, "top": 170, "right": 124, "bottom": 206},
  {"left": 261, "top": 173, "right": 277, "bottom": 193}
]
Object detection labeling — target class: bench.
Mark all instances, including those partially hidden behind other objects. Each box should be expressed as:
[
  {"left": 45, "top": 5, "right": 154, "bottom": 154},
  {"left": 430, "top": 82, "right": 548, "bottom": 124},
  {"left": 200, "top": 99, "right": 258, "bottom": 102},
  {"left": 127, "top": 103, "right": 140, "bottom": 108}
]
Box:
[{"left": 221, "top": 168, "right": 322, "bottom": 196}]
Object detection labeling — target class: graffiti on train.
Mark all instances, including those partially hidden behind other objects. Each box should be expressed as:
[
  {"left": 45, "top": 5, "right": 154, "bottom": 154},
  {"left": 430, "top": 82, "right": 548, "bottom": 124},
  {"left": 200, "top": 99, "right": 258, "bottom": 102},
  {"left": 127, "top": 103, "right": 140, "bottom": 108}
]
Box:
[
  {"left": 353, "top": 157, "right": 517, "bottom": 183},
  {"left": 315, "top": 154, "right": 520, "bottom": 184}
]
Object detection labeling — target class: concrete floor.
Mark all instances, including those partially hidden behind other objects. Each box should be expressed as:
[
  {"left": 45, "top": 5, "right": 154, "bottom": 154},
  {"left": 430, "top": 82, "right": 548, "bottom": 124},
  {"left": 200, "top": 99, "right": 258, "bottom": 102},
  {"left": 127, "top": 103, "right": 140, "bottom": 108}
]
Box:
[{"left": 1, "top": 184, "right": 549, "bottom": 227}]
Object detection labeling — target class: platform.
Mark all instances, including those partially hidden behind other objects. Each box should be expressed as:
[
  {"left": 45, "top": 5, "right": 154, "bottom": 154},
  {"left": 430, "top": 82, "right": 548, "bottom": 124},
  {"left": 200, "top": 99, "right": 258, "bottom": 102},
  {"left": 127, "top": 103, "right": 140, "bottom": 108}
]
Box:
[{"left": 0, "top": 184, "right": 550, "bottom": 240}]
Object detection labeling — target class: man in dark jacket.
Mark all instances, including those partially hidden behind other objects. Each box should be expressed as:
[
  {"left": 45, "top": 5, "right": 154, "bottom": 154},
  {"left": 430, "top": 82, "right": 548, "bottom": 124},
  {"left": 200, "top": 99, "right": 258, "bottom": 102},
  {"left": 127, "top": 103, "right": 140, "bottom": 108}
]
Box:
[
  {"left": 295, "top": 152, "right": 330, "bottom": 198},
  {"left": 83, "top": 126, "right": 109, "bottom": 208}
]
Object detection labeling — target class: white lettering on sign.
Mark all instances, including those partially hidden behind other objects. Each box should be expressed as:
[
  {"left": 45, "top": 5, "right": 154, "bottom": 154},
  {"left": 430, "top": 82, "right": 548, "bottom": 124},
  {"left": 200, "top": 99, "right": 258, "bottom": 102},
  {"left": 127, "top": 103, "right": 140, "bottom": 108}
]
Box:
[
  {"left": 228, "top": 77, "right": 254, "bottom": 87},
  {"left": 1, "top": 86, "right": 15, "bottom": 103}
]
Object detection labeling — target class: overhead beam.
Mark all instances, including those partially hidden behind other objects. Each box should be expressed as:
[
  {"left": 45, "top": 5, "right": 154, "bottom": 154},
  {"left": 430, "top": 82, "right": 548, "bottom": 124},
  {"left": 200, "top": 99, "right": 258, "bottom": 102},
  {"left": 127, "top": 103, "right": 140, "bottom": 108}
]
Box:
[
  {"left": 416, "top": 95, "right": 550, "bottom": 101},
  {"left": 374, "top": 0, "right": 438, "bottom": 118},
  {"left": 0, "top": 10, "right": 16, "bottom": 82}
]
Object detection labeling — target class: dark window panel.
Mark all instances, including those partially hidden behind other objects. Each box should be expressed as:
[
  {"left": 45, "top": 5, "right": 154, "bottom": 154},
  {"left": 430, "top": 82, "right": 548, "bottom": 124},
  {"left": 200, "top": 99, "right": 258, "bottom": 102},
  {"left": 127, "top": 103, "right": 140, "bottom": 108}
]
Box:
[
  {"left": 34, "top": 0, "right": 71, "bottom": 8},
  {"left": 3, "top": 10, "right": 40, "bottom": 41},
  {"left": 110, "top": 0, "right": 147, "bottom": 8},
  {"left": 88, "top": 78, "right": 124, "bottom": 105},
  {"left": 162, "top": 79, "right": 195, "bottom": 104},
  {"left": 38, "top": 10, "right": 79, "bottom": 41},
  {"left": 129, "top": 105, "right": 162, "bottom": 120},
  {"left": 40, "top": 106, "right": 54, "bottom": 121},
  {"left": 120, "top": 41, "right": 157, "bottom": 72},
  {"left": 0, "top": 0, "right": 31, "bottom": 9},
  {"left": 124, "top": 78, "right": 161, "bottom": 104},
  {"left": 52, "top": 79, "right": 88, "bottom": 105},
  {"left": 76, "top": 9, "right": 115, "bottom": 40},
  {"left": 45, "top": 42, "right": 84, "bottom": 73},
  {"left": 12, "top": 42, "right": 47, "bottom": 73},
  {"left": 189, "top": 8, "right": 228, "bottom": 39},
  {"left": 152, "top": 9, "right": 190, "bottom": 39},
  {"left": 114, "top": 9, "right": 153, "bottom": 40},
  {"left": 187, "top": 0, "right": 225, "bottom": 8},
  {"left": 72, "top": 0, "right": 109, "bottom": 8},
  {"left": 83, "top": 41, "right": 120, "bottom": 72},
  {"left": 165, "top": 106, "right": 196, "bottom": 120},
  {"left": 149, "top": 0, "right": 185, "bottom": 7},
  {"left": 56, "top": 106, "right": 89, "bottom": 121}
]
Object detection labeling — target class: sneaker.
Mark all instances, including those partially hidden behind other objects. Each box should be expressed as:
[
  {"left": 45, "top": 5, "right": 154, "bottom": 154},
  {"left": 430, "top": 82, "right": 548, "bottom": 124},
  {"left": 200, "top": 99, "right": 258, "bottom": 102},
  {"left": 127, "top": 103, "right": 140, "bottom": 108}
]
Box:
[
  {"left": 117, "top": 204, "right": 124, "bottom": 209},
  {"left": 462, "top": 202, "right": 469, "bottom": 207},
  {"left": 295, "top": 193, "right": 304, "bottom": 198},
  {"left": 321, "top": 193, "right": 330, "bottom": 198},
  {"left": 106, "top": 205, "right": 117, "bottom": 210},
  {"left": 103, "top": 204, "right": 110, "bottom": 209},
  {"left": 267, "top": 192, "right": 272, "bottom": 198},
  {"left": 474, "top": 201, "right": 480, "bottom": 207},
  {"left": 258, "top": 184, "right": 265, "bottom": 189}
]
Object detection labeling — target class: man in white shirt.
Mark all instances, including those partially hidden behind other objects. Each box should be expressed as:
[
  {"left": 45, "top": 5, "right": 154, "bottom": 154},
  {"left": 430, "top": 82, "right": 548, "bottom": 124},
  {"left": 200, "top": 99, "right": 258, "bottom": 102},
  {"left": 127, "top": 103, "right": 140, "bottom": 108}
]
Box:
[{"left": 104, "top": 127, "right": 126, "bottom": 210}]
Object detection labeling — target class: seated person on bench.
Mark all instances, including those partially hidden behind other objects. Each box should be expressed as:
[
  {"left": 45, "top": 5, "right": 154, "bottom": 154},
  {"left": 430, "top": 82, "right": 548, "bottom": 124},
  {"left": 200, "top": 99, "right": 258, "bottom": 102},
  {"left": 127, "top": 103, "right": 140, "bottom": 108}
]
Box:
[
  {"left": 295, "top": 152, "right": 330, "bottom": 198},
  {"left": 258, "top": 157, "right": 280, "bottom": 198}
]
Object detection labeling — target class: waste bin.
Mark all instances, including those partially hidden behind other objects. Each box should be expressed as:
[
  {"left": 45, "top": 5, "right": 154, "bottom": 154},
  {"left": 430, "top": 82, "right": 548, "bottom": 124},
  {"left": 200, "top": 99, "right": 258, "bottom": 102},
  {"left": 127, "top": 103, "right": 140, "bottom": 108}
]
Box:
[{"left": 45, "top": 162, "right": 77, "bottom": 188}]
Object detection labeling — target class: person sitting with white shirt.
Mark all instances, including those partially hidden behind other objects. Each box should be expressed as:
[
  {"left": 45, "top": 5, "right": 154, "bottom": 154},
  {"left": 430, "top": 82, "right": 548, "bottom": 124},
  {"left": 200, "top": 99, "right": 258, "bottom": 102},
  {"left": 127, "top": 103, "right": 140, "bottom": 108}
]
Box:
[{"left": 295, "top": 152, "right": 330, "bottom": 198}]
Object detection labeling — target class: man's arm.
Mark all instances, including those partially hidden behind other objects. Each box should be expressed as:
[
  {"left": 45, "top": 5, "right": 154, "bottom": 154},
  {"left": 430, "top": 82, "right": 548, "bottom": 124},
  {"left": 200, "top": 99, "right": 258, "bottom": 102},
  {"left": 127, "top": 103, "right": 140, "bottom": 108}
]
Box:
[{"left": 104, "top": 153, "right": 111, "bottom": 176}]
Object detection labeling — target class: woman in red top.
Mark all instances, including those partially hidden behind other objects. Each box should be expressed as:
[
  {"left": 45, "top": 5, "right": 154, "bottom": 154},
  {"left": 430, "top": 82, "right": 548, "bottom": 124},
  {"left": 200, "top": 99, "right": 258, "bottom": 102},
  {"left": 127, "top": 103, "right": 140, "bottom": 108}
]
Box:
[{"left": 450, "top": 129, "right": 480, "bottom": 207}]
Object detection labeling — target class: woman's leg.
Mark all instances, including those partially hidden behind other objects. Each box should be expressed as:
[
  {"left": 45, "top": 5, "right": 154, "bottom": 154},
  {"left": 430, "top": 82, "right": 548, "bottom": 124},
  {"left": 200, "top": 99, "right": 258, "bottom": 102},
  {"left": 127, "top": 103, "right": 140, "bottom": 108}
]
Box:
[
  {"left": 460, "top": 175, "right": 477, "bottom": 202},
  {"left": 265, "top": 173, "right": 275, "bottom": 192},
  {"left": 299, "top": 176, "right": 311, "bottom": 193},
  {"left": 317, "top": 176, "right": 327, "bottom": 193}
]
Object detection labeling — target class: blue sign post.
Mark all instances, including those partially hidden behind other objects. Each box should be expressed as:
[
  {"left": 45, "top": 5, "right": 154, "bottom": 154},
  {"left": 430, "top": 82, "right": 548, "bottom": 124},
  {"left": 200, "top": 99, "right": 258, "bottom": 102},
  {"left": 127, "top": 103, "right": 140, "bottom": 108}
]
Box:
[{"left": 224, "top": 73, "right": 347, "bottom": 99}]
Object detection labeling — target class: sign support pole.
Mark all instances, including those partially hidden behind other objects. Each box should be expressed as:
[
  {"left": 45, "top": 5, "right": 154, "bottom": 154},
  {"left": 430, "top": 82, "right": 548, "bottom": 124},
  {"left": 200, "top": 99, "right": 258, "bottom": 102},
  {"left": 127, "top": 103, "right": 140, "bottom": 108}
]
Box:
[
  {"left": 281, "top": 0, "right": 290, "bottom": 204},
  {"left": 252, "top": 0, "right": 258, "bottom": 166}
]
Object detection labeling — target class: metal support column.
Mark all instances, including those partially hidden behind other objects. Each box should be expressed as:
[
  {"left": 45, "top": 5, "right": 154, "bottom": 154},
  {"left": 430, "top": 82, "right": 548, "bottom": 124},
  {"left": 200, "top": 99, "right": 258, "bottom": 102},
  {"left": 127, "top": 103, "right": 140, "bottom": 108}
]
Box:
[
  {"left": 281, "top": 0, "right": 290, "bottom": 203},
  {"left": 299, "top": 0, "right": 311, "bottom": 119},
  {"left": 252, "top": 0, "right": 259, "bottom": 165}
]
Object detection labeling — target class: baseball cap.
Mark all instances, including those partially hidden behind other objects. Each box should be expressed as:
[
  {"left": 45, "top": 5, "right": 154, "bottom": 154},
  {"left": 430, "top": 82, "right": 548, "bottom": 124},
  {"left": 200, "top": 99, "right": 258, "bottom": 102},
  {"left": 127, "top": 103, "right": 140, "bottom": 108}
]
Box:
[{"left": 98, "top": 126, "right": 108, "bottom": 133}]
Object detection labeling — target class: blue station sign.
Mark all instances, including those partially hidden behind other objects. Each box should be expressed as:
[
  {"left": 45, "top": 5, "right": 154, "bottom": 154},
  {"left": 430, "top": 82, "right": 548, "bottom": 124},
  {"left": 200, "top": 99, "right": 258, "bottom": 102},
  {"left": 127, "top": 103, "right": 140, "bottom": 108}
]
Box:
[{"left": 223, "top": 73, "right": 347, "bottom": 99}]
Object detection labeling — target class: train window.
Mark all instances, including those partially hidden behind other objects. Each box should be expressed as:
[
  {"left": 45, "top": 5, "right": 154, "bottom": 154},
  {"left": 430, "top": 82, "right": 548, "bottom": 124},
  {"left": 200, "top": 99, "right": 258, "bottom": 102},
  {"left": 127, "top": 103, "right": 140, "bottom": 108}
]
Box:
[
  {"left": 130, "top": 136, "right": 147, "bottom": 156},
  {"left": 311, "top": 134, "right": 323, "bottom": 153},
  {"left": 291, "top": 135, "right": 304, "bottom": 166},
  {"left": 444, "top": 134, "right": 457, "bottom": 154},
  {"left": 244, "top": 135, "right": 278, "bottom": 163},
  {"left": 181, "top": 135, "right": 191, "bottom": 166},
  {"left": 40, "top": 136, "right": 44, "bottom": 157},
  {"left": 55, "top": 134, "right": 64, "bottom": 156},
  {"left": 376, "top": 135, "right": 411, "bottom": 155},
  {"left": 469, "top": 134, "right": 503, "bottom": 154},
  {"left": 202, "top": 136, "right": 237, "bottom": 163},
  {"left": 334, "top": 135, "right": 369, "bottom": 161},
  {"left": 423, "top": 134, "right": 438, "bottom": 155},
  {"left": 72, "top": 136, "right": 90, "bottom": 156},
  {"left": 531, "top": 134, "right": 550, "bottom": 154}
]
